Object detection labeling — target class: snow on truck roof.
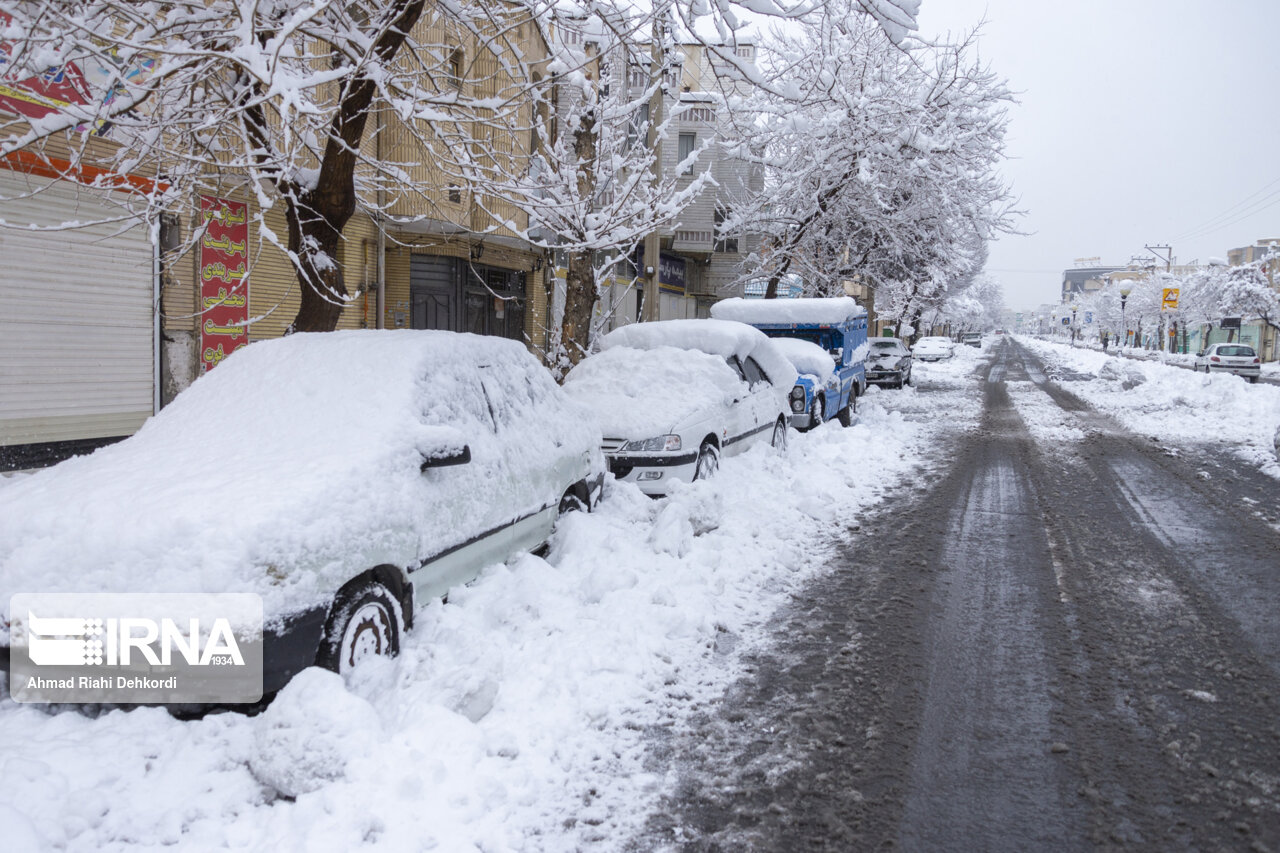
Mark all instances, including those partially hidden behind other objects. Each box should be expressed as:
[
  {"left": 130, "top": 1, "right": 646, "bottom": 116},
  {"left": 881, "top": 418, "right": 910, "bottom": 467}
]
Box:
[
  {"left": 709, "top": 296, "right": 867, "bottom": 326},
  {"left": 600, "top": 319, "right": 797, "bottom": 389}
]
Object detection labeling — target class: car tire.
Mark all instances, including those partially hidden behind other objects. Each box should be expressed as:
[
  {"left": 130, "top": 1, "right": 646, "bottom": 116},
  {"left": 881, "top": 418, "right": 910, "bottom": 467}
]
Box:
[
  {"left": 317, "top": 581, "right": 403, "bottom": 676},
  {"left": 771, "top": 417, "right": 789, "bottom": 452},
  {"left": 558, "top": 485, "right": 587, "bottom": 515},
  {"left": 1248, "top": 376, "right": 1258, "bottom": 384},
  {"left": 837, "top": 391, "right": 856, "bottom": 427},
  {"left": 694, "top": 440, "right": 720, "bottom": 481},
  {"left": 904, "top": 369, "right": 913, "bottom": 387},
  {"left": 809, "top": 395, "right": 825, "bottom": 430}
]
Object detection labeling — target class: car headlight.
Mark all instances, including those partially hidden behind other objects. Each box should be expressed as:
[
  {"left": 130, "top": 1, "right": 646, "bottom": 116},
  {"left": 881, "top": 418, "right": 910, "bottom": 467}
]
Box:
[
  {"left": 621, "top": 434, "right": 682, "bottom": 453},
  {"left": 789, "top": 385, "right": 806, "bottom": 412}
]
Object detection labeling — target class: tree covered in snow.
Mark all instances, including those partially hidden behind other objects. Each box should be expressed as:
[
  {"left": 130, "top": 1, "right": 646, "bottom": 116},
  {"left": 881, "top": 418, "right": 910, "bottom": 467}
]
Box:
[
  {"left": 726, "top": 12, "right": 1016, "bottom": 331},
  {"left": 0, "top": 0, "right": 921, "bottom": 340},
  {"left": 923, "top": 272, "right": 1005, "bottom": 336}
]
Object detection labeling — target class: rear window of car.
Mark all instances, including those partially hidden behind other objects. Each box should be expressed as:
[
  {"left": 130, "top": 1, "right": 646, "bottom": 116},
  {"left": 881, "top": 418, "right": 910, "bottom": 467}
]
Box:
[
  {"left": 872, "top": 341, "right": 900, "bottom": 350},
  {"left": 1217, "top": 346, "right": 1255, "bottom": 357}
]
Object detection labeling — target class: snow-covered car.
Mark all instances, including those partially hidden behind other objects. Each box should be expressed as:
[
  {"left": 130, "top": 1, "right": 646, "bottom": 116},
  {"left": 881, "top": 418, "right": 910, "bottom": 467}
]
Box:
[
  {"left": 865, "top": 337, "right": 914, "bottom": 388},
  {"left": 960, "top": 332, "right": 983, "bottom": 348},
  {"left": 1194, "top": 343, "right": 1261, "bottom": 382},
  {"left": 912, "top": 336, "right": 955, "bottom": 362},
  {"left": 563, "top": 319, "right": 797, "bottom": 496},
  {"left": 768, "top": 338, "right": 848, "bottom": 430},
  {"left": 709, "top": 296, "right": 869, "bottom": 430},
  {"left": 0, "top": 331, "right": 605, "bottom": 694}
]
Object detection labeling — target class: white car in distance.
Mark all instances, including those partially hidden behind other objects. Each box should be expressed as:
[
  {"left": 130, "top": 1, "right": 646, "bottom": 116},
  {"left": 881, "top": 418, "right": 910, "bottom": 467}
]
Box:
[
  {"left": 563, "top": 319, "right": 797, "bottom": 496},
  {"left": 912, "top": 336, "right": 955, "bottom": 362}
]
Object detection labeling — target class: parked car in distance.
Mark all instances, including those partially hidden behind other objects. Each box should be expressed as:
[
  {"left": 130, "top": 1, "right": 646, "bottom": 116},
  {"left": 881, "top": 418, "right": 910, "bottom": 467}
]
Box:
[
  {"left": 0, "top": 331, "right": 606, "bottom": 694},
  {"left": 1194, "top": 343, "right": 1261, "bottom": 382},
  {"left": 865, "top": 337, "right": 914, "bottom": 388},
  {"left": 960, "top": 332, "right": 983, "bottom": 348},
  {"left": 912, "top": 336, "right": 955, "bottom": 362},
  {"left": 562, "top": 319, "right": 797, "bottom": 496},
  {"left": 710, "top": 296, "right": 868, "bottom": 430}
]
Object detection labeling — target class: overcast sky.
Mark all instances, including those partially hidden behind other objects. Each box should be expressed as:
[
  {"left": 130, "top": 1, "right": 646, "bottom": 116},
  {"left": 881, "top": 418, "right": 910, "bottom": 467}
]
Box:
[{"left": 914, "top": 0, "right": 1280, "bottom": 311}]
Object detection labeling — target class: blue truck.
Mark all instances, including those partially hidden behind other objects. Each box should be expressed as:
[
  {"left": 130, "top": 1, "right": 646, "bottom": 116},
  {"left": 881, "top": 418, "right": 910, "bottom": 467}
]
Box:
[{"left": 710, "top": 297, "right": 869, "bottom": 429}]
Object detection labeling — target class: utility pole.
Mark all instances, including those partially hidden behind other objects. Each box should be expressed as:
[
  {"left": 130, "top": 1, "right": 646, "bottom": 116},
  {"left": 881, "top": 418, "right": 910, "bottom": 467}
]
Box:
[
  {"left": 1145, "top": 244, "right": 1173, "bottom": 271},
  {"left": 641, "top": 5, "right": 669, "bottom": 322}
]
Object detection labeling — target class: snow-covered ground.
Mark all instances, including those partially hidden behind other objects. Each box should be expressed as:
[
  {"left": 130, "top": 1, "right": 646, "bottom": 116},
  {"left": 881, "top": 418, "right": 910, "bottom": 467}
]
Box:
[
  {"left": 0, "top": 348, "right": 988, "bottom": 852},
  {"left": 1018, "top": 336, "right": 1280, "bottom": 478}
]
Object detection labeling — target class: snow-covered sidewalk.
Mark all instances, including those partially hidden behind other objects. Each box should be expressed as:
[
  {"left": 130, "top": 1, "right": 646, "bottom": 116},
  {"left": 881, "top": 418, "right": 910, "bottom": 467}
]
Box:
[
  {"left": 0, "top": 350, "right": 988, "bottom": 852},
  {"left": 1017, "top": 336, "right": 1280, "bottom": 478}
]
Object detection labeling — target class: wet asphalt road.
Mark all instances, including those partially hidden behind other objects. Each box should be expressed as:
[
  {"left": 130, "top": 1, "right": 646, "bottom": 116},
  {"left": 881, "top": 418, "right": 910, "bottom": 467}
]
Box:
[{"left": 636, "top": 338, "right": 1280, "bottom": 852}]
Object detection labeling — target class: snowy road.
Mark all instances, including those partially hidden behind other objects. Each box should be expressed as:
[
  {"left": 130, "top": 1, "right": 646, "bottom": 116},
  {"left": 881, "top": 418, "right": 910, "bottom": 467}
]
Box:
[{"left": 641, "top": 338, "right": 1280, "bottom": 851}]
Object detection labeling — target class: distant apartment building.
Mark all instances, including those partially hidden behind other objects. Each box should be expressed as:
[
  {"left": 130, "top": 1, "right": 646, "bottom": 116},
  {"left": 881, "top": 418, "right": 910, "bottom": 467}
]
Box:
[{"left": 1061, "top": 265, "right": 1123, "bottom": 302}]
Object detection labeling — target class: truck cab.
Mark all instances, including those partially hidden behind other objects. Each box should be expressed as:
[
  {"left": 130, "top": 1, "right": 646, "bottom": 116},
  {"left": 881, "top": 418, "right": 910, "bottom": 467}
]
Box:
[{"left": 710, "top": 297, "right": 869, "bottom": 429}]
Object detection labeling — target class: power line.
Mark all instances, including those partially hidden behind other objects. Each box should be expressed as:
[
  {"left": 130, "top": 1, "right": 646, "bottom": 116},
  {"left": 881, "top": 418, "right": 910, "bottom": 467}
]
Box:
[{"left": 1171, "top": 175, "right": 1280, "bottom": 242}]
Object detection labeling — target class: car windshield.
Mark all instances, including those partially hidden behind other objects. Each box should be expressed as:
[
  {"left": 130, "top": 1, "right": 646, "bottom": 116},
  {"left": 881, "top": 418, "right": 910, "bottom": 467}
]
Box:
[
  {"left": 1217, "top": 346, "right": 1255, "bottom": 357},
  {"left": 871, "top": 342, "right": 900, "bottom": 351}
]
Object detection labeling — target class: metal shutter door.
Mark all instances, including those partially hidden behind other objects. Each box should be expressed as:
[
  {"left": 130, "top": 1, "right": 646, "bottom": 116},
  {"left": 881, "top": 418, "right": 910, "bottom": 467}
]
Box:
[{"left": 0, "top": 171, "right": 155, "bottom": 451}]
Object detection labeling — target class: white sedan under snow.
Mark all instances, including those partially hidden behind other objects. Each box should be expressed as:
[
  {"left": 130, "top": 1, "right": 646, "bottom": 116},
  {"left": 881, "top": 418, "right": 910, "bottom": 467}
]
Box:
[
  {"left": 0, "top": 331, "right": 605, "bottom": 695},
  {"left": 563, "top": 319, "right": 796, "bottom": 496},
  {"left": 912, "top": 336, "right": 955, "bottom": 361}
]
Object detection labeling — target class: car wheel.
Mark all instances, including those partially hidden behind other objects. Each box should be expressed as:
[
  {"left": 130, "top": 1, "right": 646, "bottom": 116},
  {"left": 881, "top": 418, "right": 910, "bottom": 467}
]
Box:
[
  {"left": 771, "top": 417, "right": 789, "bottom": 452},
  {"left": 809, "top": 395, "right": 825, "bottom": 430},
  {"left": 904, "top": 369, "right": 913, "bottom": 387},
  {"left": 558, "top": 485, "right": 587, "bottom": 515},
  {"left": 694, "top": 441, "right": 720, "bottom": 480},
  {"left": 1248, "top": 376, "right": 1258, "bottom": 384},
  {"left": 317, "top": 581, "right": 402, "bottom": 676},
  {"left": 837, "top": 393, "right": 855, "bottom": 427}
]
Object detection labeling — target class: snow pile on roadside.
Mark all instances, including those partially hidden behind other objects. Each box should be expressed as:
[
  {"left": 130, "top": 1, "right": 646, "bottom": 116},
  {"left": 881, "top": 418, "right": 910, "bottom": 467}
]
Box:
[
  {"left": 0, "top": 367, "right": 985, "bottom": 852},
  {"left": 1017, "top": 336, "right": 1280, "bottom": 475}
]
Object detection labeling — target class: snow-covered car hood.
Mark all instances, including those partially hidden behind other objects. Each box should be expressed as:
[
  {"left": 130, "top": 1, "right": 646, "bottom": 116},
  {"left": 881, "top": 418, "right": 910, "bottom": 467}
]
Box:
[
  {"left": 563, "top": 346, "right": 747, "bottom": 439},
  {"left": 769, "top": 338, "right": 837, "bottom": 385},
  {"left": 0, "top": 331, "right": 602, "bottom": 628}
]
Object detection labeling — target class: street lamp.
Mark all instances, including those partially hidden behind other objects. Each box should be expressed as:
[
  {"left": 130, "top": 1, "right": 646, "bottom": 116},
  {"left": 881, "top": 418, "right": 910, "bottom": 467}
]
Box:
[{"left": 1119, "top": 284, "right": 1132, "bottom": 348}]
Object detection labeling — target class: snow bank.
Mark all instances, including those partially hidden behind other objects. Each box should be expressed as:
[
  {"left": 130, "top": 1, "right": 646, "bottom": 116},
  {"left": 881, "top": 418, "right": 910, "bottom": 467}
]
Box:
[
  {"left": 770, "top": 337, "right": 836, "bottom": 382},
  {"left": 710, "top": 296, "right": 866, "bottom": 326},
  {"left": 1017, "top": 336, "right": 1280, "bottom": 476},
  {"left": 0, "top": 350, "right": 988, "bottom": 851},
  {"left": 563, "top": 346, "right": 745, "bottom": 437}
]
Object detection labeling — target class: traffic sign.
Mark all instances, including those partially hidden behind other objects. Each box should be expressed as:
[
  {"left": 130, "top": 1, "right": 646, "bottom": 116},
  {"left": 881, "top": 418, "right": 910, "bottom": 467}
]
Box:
[{"left": 1162, "top": 288, "right": 1180, "bottom": 310}]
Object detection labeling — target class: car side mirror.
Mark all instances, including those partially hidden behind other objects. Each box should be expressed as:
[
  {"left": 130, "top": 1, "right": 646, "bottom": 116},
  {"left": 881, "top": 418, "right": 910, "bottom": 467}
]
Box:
[
  {"left": 1195, "top": 351, "right": 1204, "bottom": 358},
  {"left": 420, "top": 445, "right": 471, "bottom": 471}
]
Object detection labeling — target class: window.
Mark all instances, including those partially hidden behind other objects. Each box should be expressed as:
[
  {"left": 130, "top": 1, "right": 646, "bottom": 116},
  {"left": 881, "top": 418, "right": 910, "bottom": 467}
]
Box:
[
  {"left": 677, "top": 132, "right": 696, "bottom": 175},
  {"left": 741, "top": 356, "right": 768, "bottom": 387},
  {"left": 447, "top": 48, "right": 462, "bottom": 90},
  {"left": 448, "top": 185, "right": 461, "bottom": 204},
  {"left": 714, "top": 206, "right": 738, "bottom": 254}
]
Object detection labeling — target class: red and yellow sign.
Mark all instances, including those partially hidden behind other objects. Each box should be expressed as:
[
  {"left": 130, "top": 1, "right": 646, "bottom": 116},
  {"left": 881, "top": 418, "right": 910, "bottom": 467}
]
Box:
[
  {"left": 199, "top": 196, "right": 250, "bottom": 372},
  {"left": 1161, "top": 288, "right": 1180, "bottom": 310}
]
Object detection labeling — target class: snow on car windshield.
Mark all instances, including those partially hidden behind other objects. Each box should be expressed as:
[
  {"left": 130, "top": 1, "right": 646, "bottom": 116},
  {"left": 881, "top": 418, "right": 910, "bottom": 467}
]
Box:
[
  {"left": 770, "top": 337, "right": 836, "bottom": 380},
  {"left": 563, "top": 345, "right": 745, "bottom": 438}
]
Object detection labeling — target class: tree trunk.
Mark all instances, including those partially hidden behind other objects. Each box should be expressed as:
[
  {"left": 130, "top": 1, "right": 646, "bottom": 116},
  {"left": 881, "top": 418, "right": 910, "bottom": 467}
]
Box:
[
  {"left": 284, "top": 0, "right": 425, "bottom": 333},
  {"left": 559, "top": 78, "right": 599, "bottom": 361},
  {"left": 287, "top": 195, "right": 348, "bottom": 333},
  {"left": 561, "top": 249, "right": 596, "bottom": 366}
]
